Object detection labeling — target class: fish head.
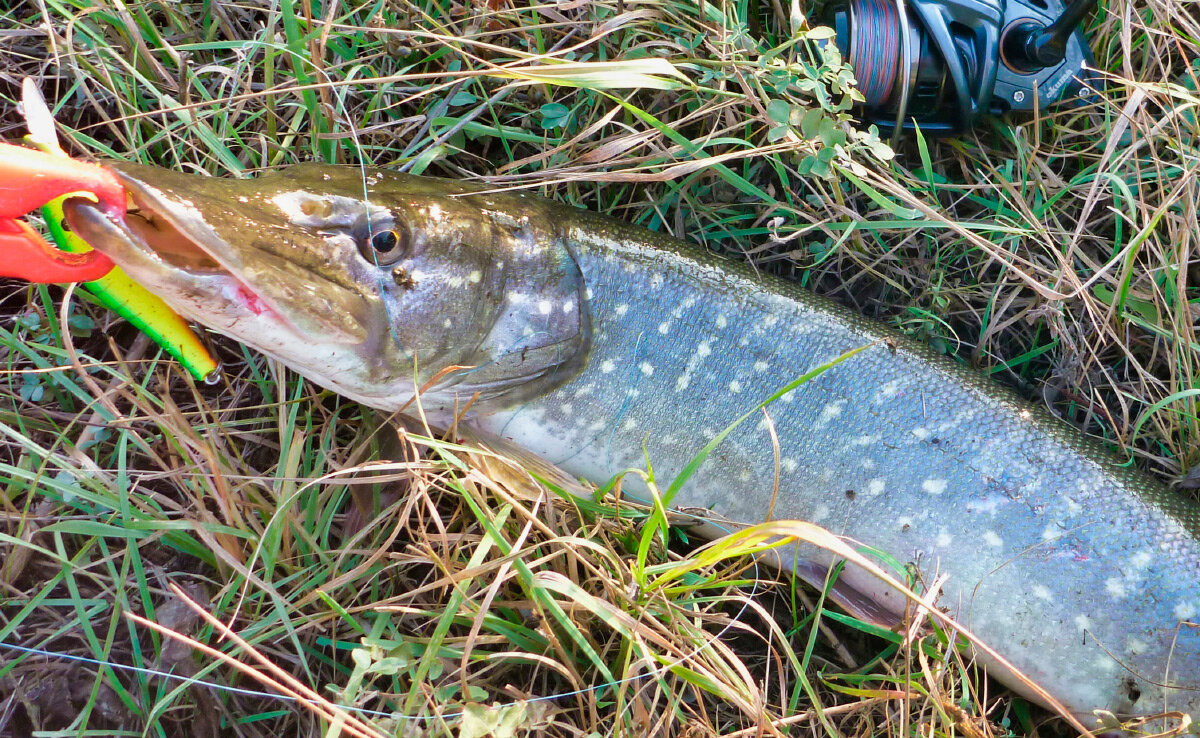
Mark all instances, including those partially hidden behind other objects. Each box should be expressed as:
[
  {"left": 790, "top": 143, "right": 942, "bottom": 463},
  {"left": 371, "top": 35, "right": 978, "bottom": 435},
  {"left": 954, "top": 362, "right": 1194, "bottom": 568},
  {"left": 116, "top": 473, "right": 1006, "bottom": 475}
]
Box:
[{"left": 63, "top": 163, "right": 591, "bottom": 414}]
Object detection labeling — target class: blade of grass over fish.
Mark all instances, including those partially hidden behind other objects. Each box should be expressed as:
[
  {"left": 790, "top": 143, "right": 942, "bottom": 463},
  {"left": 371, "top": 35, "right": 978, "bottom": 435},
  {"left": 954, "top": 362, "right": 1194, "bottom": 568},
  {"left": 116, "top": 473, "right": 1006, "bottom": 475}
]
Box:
[{"left": 663, "top": 342, "right": 876, "bottom": 505}]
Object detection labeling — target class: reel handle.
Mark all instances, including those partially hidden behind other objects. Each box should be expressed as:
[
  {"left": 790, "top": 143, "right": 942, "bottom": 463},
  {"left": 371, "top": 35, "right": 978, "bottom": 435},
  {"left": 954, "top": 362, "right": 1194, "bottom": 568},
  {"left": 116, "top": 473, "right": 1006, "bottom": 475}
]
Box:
[{"left": 1005, "top": 0, "right": 1100, "bottom": 69}]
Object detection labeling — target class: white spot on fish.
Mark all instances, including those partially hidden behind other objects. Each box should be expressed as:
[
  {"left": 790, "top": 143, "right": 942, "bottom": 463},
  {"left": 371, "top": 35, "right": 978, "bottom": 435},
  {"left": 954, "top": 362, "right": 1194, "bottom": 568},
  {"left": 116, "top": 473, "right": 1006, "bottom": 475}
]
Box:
[
  {"left": 781, "top": 458, "right": 798, "bottom": 473},
  {"left": 563, "top": 301, "right": 574, "bottom": 314},
  {"left": 623, "top": 418, "right": 638, "bottom": 431},
  {"left": 443, "top": 318, "right": 453, "bottom": 328},
  {"left": 538, "top": 300, "right": 552, "bottom": 315},
  {"left": 729, "top": 381, "right": 742, "bottom": 394},
  {"left": 874, "top": 380, "right": 901, "bottom": 402},
  {"left": 1130, "top": 550, "right": 1153, "bottom": 570},
  {"left": 922, "top": 479, "right": 947, "bottom": 496},
  {"left": 754, "top": 361, "right": 769, "bottom": 373},
  {"left": 817, "top": 400, "right": 845, "bottom": 425},
  {"left": 1075, "top": 615, "right": 1092, "bottom": 632},
  {"left": 1093, "top": 656, "right": 1118, "bottom": 673},
  {"left": 574, "top": 384, "right": 595, "bottom": 397},
  {"left": 696, "top": 341, "right": 712, "bottom": 358},
  {"left": 676, "top": 374, "right": 691, "bottom": 391},
  {"left": 911, "top": 427, "right": 930, "bottom": 440},
  {"left": 1175, "top": 602, "right": 1198, "bottom": 621},
  {"left": 1127, "top": 637, "right": 1148, "bottom": 655},
  {"left": 763, "top": 315, "right": 779, "bottom": 327},
  {"left": 780, "top": 390, "right": 795, "bottom": 403},
  {"left": 650, "top": 273, "right": 664, "bottom": 288},
  {"left": 468, "top": 270, "right": 482, "bottom": 283},
  {"left": 1105, "top": 578, "right": 1127, "bottom": 599},
  {"left": 560, "top": 403, "right": 573, "bottom": 415},
  {"left": 854, "top": 434, "right": 880, "bottom": 446},
  {"left": 585, "top": 288, "right": 594, "bottom": 299},
  {"left": 716, "top": 314, "right": 727, "bottom": 329},
  {"left": 1033, "top": 585, "right": 1052, "bottom": 601},
  {"left": 640, "top": 362, "right": 655, "bottom": 377},
  {"left": 811, "top": 504, "right": 830, "bottom": 523},
  {"left": 601, "top": 360, "right": 616, "bottom": 373},
  {"left": 983, "top": 531, "right": 1003, "bottom": 547},
  {"left": 615, "top": 304, "right": 629, "bottom": 317},
  {"left": 1041, "top": 526, "right": 1061, "bottom": 542},
  {"left": 860, "top": 459, "right": 876, "bottom": 470},
  {"left": 897, "top": 516, "right": 914, "bottom": 530},
  {"left": 866, "top": 479, "right": 885, "bottom": 497},
  {"left": 971, "top": 495, "right": 1005, "bottom": 515},
  {"left": 936, "top": 530, "right": 953, "bottom": 548},
  {"left": 658, "top": 322, "right": 670, "bottom": 334}
]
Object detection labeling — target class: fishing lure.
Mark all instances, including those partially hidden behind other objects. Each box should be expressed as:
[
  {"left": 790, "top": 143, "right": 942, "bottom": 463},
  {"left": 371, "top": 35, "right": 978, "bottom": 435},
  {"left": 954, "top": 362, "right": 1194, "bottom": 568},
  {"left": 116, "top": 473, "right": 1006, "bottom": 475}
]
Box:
[{"left": 0, "top": 80, "right": 219, "bottom": 383}]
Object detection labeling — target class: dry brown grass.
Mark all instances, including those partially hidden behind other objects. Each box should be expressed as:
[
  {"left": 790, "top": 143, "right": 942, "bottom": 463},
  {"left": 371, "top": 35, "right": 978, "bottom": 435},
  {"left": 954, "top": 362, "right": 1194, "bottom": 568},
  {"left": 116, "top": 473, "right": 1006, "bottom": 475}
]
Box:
[{"left": 0, "top": 0, "right": 1197, "bottom": 735}]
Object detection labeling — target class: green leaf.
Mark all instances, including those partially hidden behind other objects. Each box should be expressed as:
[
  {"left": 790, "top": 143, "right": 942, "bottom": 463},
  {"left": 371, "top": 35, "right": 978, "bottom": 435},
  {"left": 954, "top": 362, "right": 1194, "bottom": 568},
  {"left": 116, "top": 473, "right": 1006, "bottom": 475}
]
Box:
[
  {"left": 805, "top": 26, "right": 837, "bottom": 40},
  {"left": 460, "top": 702, "right": 528, "bottom": 738},
  {"left": 800, "top": 108, "right": 824, "bottom": 139},
  {"left": 766, "top": 98, "right": 791, "bottom": 125}
]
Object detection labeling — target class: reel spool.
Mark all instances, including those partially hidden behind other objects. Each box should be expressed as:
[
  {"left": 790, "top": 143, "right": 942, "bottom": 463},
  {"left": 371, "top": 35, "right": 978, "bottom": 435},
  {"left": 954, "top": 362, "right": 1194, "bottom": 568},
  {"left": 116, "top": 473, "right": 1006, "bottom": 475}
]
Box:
[{"left": 826, "top": 0, "right": 1099, "bottom": 135}]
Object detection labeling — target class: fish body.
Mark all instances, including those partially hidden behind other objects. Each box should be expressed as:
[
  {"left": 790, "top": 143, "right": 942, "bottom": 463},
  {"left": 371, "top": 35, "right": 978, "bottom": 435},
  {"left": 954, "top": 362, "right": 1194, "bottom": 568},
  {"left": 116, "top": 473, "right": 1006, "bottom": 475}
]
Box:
[{"left": 63, "top": 163, "right": 1200, "bottom": 727}]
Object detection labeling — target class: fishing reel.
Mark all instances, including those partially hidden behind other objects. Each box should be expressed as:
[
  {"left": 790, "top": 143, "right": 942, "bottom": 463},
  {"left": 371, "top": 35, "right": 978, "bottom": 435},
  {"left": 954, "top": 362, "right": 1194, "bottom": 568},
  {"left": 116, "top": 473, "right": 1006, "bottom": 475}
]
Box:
[{"left": 825, "top": 0, "right": 1099, "bottom": 134}]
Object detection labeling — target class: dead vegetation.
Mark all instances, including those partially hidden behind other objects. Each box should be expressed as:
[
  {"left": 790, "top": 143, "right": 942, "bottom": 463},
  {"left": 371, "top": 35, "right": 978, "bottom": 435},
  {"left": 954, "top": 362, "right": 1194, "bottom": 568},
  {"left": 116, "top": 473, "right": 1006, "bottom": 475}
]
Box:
[{"left": 0, "top": 0, "right": 1198, "bottom": 735}]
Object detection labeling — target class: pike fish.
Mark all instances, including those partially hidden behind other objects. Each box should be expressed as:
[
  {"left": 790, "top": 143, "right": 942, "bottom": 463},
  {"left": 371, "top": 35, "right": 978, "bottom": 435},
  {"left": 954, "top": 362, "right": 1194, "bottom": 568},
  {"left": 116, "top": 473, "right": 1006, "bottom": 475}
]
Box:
[{"left": 62, "top": 162, "right": 1200, "bottom": 728}]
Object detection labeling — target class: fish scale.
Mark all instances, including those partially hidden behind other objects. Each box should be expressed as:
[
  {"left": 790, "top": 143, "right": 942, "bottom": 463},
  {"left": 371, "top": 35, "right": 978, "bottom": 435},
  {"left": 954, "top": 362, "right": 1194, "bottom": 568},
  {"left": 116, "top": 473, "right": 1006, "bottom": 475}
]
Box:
[
  {"left": 62, "top": 163, "right": 1200, "bottom": 729},
  {"left": 480, "top": 213, "right": 1200, "bottom": 723}
]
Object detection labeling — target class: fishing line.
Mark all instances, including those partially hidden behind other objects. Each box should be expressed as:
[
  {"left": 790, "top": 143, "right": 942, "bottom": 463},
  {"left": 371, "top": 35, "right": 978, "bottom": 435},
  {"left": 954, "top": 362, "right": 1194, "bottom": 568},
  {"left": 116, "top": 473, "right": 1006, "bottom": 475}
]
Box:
[
  {"left": 247, "top": 69, "right": 767, "bottom": 722},
  {"left": 5, "top": 38, "right": 776, "bottom": 730}
]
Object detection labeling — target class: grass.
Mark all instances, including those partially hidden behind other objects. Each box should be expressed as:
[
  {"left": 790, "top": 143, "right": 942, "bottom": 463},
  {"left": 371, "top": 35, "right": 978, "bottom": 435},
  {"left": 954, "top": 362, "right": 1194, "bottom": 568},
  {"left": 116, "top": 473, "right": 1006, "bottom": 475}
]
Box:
[{"left": 0, "top": 0, "right": 1198, "bottom": 735}]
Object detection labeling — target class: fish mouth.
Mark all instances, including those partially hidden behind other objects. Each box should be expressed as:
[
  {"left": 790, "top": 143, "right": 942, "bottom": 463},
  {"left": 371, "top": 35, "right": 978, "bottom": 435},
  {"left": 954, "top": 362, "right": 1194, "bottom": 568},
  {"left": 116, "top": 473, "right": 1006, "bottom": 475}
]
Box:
[{"left": 62, "top": 170, "right": 283, "bottom": 325}]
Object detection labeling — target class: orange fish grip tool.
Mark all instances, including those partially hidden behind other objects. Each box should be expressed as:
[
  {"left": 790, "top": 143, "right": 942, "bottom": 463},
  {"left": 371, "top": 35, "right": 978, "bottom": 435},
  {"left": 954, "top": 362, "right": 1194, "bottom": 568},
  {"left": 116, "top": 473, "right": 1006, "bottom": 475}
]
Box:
[{"left": 0, "top": 141, "right": 123, "bottom": 283}]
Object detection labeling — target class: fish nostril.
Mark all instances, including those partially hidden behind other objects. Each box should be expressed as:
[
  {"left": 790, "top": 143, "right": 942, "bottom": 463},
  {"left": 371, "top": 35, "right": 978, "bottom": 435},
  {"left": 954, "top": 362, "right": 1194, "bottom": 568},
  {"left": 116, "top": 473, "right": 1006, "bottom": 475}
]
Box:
[{"left": 299, "top": 198, "right": 333, "bottom": 217}]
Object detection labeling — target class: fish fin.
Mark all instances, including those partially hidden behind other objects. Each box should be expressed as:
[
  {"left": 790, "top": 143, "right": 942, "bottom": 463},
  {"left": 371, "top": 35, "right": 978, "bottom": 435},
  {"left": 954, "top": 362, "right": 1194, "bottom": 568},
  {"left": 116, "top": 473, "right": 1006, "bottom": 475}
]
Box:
[{"left": 455, "top": 423, "right": 596, "bottom": 503}]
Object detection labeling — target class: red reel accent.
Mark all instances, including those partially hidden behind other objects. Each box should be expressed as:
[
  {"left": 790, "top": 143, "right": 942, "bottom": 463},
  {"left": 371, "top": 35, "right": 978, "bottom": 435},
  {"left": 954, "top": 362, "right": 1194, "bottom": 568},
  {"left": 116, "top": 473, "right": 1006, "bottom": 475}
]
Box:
[{"left": 848, "top": 0, "right": 902, "bottom": 109}]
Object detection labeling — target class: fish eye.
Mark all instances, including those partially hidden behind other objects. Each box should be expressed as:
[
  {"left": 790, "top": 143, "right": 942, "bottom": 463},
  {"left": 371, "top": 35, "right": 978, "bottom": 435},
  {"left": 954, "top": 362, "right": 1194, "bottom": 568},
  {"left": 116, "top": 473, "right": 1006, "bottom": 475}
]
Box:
[{"left": 358, "top": 225, "right": 408, "bottom": 266}]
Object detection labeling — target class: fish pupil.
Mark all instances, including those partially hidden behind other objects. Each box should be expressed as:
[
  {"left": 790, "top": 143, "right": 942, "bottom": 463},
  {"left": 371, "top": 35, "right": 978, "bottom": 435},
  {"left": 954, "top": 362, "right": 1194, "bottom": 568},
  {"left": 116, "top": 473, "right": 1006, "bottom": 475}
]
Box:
[{"left": 372, "top": 230, "right": 399, "bottom": 253}]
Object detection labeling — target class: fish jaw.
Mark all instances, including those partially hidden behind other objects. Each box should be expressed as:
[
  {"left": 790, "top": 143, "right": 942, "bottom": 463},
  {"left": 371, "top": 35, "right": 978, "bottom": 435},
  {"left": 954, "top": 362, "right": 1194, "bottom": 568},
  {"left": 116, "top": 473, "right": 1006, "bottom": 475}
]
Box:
[
  {"left": 63, "top": 163, "right": 592, "bottom": 414},
  {"left": 61, "top": 166, "right": 411, "bottom": 407}
]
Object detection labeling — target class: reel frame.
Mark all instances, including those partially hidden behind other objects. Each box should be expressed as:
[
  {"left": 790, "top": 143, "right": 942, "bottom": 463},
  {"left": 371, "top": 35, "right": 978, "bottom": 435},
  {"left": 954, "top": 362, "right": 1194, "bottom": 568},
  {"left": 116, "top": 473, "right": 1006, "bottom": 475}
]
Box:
[{"left": 829, "top": 0, "right": 1098, "bottom": 136}]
